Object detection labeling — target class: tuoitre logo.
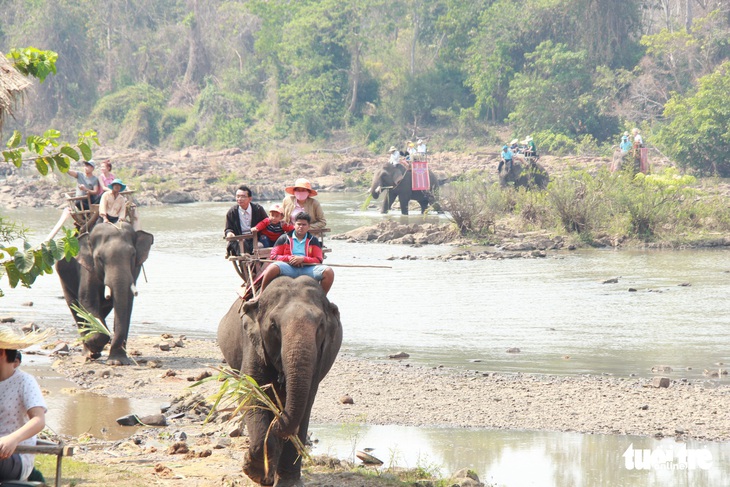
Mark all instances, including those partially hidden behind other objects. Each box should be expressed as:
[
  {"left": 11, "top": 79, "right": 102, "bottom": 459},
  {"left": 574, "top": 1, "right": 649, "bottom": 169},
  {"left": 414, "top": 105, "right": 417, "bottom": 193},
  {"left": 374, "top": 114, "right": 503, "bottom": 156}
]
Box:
[{"left": 623, "top": 443, "right": 713, "bottom": 471}]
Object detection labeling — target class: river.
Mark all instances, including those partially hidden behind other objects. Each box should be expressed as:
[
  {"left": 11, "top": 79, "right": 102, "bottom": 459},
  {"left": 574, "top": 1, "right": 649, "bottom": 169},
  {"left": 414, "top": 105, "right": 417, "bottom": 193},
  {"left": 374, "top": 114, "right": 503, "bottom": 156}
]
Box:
[{"left": 3, "top": 193, "right": 730, "bottom": 486}]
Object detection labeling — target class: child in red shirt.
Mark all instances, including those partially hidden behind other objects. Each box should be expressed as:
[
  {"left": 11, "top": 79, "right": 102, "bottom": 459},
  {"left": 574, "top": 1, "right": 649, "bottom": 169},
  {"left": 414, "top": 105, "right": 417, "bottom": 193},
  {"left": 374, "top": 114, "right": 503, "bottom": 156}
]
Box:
[{"left": 252, "top": 204, "right": 295, "bottom": 248}]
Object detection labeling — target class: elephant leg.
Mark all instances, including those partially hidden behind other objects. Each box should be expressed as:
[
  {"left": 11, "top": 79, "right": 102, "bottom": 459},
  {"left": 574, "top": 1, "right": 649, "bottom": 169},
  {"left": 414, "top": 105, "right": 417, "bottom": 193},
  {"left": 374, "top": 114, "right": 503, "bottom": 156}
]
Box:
[
  {"left": 243, "top": 408, "right": 280, "bottom": 486},
  {"left": 275, "top": 392, "right": 317, "bottom": 487},
  {"left": 399, "top": 194, "right": 410, "bottom": 215}
]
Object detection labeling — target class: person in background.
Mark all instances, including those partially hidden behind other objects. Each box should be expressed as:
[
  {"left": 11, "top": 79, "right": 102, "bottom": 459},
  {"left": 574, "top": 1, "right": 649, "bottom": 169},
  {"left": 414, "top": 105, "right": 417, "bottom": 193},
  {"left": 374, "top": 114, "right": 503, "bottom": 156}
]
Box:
[
  {"left": 281, "top": 178, "right": 326, "bottom": 233},
  {"left": 632, "top": 128, "right": 643, "bottom": 147},
  {"left": 66, "top": 160, "right": 101, "bottom": 208},
  {"left": 99, "top": 179, "right": 127, "bottom": 224},
  {"left": 224, "top": 185, "right": 267, "bottom": 256},
  {"left": 523, "top": 136, "right": 538, "bottom": 159},
  {"left": 252, "top": 204, "right": 294, "bottom": 248},
  {"left": 416, "top": 138, "right": 427, "bottom": 154},
  {"left": 499, "top": 145, "right": 513, "bottom": 173},
  {"left": 620, "top": 134, "right": 632, "bottom": 154},
  {"left": 0, "top": 327, "right": 51, "bottom": 483},
  {"left": 98, "top": 159, "right": 116, "bottom": 192},
  {"left": 388, "top": 146, "right": 402, "bottom": 166},
  {"left": 406, "top": 141, "right": 416, "bottom": 160}
]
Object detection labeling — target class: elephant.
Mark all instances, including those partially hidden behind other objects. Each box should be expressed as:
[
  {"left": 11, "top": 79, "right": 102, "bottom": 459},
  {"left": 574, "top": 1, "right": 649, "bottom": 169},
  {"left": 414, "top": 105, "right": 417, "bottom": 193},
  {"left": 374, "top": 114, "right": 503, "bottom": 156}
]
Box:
[
  {"left": 56, "top": 221, "right": 154, "bottom": 365},
  {"left": 218, "top": 276, "right": 342, "bottom": 487},
  {"left": 498, "top": 158, "right": 550, "bottom": 189},
  {"left": 369, "top": 163, "right": 438, "bottom": 214}
]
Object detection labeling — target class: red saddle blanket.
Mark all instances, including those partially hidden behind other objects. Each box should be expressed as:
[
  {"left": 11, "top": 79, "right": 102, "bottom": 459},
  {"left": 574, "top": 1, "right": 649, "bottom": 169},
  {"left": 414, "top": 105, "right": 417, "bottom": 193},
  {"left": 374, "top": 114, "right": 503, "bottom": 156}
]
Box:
[{"left": 411, "top": 161, "right": 430, "bottom": 191}]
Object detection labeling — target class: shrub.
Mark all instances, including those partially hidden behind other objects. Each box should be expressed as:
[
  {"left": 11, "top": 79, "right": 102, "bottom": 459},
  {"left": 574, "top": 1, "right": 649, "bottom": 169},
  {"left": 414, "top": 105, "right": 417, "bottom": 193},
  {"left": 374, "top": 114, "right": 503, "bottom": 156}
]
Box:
[{"left": 442, "top": 175, "right": 507, "bottom": 236}]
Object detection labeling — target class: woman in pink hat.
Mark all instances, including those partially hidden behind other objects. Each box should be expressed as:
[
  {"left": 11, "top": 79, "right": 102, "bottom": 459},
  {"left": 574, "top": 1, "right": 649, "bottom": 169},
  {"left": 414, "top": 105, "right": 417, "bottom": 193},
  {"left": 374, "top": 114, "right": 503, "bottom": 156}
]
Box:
[{"left": 281, "top": 178, "right": 326, "bottom": 232}]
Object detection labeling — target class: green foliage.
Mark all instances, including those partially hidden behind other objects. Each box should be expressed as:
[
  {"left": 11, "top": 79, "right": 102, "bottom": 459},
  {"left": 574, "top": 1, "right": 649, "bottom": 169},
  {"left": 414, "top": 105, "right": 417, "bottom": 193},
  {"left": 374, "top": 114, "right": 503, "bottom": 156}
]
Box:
[
  {"left": 442, "top": 173, "right": 507, "bottom": 236},
  {"left": 159, "top": 107, "right": 190, "bottom": 140},
  {"left": 192, "top": 84, "right": 258, "bottom": 148},
  {"left": 507, "top": 40, "right": 619, "bottom": 140},
  {"left": 7, "top": 48, "right": 58, "bottom": 82},
  {"left": 548, "top": 169, "right": 610, "bottom": 235},
  {"left": 91, "top": 84, "right": 166, "bottom": 141},
  {"left": 0, "top": 228, "right": 78, "bottom": 297},
  {"left": 3, "top": 129, "right": 98, "bottom": 175},
  {"left": 657, "top": 62, "right": 730, "bottom": 176}
]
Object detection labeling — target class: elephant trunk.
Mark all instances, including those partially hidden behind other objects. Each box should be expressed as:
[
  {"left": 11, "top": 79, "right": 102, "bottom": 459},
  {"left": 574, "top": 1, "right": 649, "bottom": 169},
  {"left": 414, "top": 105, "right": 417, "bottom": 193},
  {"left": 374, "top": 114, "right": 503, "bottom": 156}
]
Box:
[
  {"left": 370, "top": 183, "right": 381, "bottom": 199},
  {"left": 272, "top": 338, "right": 318, "bottom": 439}
]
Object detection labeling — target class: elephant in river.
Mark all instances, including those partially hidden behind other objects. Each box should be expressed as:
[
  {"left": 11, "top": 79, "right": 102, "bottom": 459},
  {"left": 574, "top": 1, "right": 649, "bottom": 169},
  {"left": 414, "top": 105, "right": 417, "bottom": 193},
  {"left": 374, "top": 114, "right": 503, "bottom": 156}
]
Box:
[
  {"left": 369, "top": 163, "right": 438, "bottom": 214},
  {"left": 56, "top": 222, "right": 154, "bottom": 365},
  {"left": 498, "top": 158, "right": 550, "bottom": 190},
  {"left": 218, "top": 276, "right": 342, "bottom": 487}
]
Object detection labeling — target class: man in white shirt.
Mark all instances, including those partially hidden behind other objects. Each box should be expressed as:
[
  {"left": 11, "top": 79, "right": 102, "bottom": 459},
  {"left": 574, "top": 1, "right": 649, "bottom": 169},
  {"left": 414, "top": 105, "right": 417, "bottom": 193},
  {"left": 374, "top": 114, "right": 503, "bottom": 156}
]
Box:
[{"left": 224, "top": 185, "right": 267, "bottom": 255}]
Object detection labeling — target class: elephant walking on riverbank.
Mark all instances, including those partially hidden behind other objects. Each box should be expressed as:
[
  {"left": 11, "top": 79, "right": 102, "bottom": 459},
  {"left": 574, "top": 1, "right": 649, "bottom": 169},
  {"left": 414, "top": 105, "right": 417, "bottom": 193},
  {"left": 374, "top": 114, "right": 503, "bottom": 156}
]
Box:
[
  {"left": 499, "top": 158, "right": 550, "bottom": 189},
  {"left": 218, "top": 276, "right": 342, "bottom": 487},
  {"left": 369, "top": 163, "right": 438, "bottom": 214},
  {"left": 56, "top": 222, "right": 153, "bottom": 365}
]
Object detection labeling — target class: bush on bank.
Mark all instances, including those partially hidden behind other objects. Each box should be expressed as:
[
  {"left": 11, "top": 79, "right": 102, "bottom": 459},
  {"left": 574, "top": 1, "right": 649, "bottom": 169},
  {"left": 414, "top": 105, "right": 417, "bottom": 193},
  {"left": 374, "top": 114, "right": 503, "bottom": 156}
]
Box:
[{"left": 442, "top": 167, "right": 730, "bottom": 245}]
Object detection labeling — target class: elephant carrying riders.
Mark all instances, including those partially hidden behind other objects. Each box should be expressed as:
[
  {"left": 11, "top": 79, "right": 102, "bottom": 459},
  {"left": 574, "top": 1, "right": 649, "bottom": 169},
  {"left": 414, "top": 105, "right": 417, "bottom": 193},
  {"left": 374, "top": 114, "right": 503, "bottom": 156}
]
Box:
[{"left": 255, "top": 212, "right": 334, "bottom": 300}]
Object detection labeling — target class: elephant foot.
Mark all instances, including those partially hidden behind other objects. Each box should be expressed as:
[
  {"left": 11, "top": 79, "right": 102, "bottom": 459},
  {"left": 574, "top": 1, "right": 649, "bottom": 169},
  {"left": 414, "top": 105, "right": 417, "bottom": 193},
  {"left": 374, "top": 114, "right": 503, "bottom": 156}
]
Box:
[
  {"left": 107, "top": 351, "right": 132, "bottom": 366},
  {"left": 243, "top": 451, "right": 274, "bottom": 486},
  {"left": 87, "top": 351, "right": 102, "bottom": 360},
  {"left": 274, "top": 476, "right": 303, "bottom": 487}
]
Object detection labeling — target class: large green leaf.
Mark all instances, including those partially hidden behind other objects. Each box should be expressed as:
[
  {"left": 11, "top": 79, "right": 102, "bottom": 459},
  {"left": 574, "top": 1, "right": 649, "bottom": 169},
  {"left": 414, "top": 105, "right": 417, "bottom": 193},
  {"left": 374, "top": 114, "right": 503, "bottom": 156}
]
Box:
[
  {"left": 60, "top": 146, "right": 80, "bottom": 161},
  {"left": 34, "top": 157, "right": 49, "bottom": 176},
  {"left": 14, "top": 249, "right": 35, "bottom": 273},
  {"left": 7, "top": 130, "right": 21, "bottom": 149},
  {"left": 5, "top": 262, "right": 20, "bottom": 288},
  {"left": 78, "top": 142, "right": 92, "bottom": 161},
  {"left": 48, "top": 239, "right": 64, "bottom": 261},
  {"left": 54, "top": 154, "right": 70, "bottom": 172},
  {"left": 3, "top": 150, "right": 23, "bottom": 167}
]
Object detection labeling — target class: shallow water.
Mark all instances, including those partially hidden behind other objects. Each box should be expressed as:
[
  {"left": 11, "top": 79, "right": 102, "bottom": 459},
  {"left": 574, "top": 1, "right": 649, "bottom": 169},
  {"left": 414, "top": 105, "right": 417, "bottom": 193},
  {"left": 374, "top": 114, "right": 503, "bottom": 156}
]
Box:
[{"left": 3, "top": 193, "right": 730, "bottom": 484}]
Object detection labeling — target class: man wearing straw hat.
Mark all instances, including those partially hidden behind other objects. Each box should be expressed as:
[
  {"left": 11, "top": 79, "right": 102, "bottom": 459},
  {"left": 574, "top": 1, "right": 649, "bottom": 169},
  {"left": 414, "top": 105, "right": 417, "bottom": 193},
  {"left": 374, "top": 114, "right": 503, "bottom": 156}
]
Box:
[
  {"left": 0, "top": 327, "right": 51, "bottom": 482},
  {"left": 99, "top": 178, "right": 128, "bottom": 224}
]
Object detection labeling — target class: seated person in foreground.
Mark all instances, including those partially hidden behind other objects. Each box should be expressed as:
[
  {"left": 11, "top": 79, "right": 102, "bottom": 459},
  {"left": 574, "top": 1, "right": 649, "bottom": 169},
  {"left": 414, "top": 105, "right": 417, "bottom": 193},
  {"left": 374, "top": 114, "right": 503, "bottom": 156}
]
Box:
[
  {"left": 256, "top": 212, "right": 334, "bottom": 297},
  {"left": 0, "top": 327, "right": 50, "bottom": 483},
  {"left": 252, "top": 204, "right": 294, "bottom": 248},
  {"left": 99, "top": 178, "right": 127, "bottom": 224}
]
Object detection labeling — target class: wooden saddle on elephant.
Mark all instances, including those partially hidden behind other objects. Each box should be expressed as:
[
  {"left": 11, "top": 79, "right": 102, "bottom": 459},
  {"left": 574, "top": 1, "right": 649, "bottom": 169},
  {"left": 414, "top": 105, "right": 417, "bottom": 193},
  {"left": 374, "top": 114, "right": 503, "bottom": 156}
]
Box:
[{"left": 226, "top": 228, "right": 331, "bottom": 301}]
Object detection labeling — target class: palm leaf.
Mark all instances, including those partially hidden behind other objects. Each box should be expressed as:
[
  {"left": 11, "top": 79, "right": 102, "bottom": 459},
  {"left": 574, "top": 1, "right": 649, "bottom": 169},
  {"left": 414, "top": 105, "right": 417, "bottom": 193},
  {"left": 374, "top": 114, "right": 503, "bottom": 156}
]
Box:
[{"left": 192, "top": 365, "right": 310, "bottom": 472}]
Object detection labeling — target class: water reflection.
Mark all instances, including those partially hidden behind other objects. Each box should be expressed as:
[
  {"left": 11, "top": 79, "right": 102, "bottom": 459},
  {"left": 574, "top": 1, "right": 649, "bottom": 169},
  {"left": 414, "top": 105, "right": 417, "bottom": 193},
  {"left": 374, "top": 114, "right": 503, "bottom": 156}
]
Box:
[{"left": 310, "top": 424, "right": 730, "bottom": 487}]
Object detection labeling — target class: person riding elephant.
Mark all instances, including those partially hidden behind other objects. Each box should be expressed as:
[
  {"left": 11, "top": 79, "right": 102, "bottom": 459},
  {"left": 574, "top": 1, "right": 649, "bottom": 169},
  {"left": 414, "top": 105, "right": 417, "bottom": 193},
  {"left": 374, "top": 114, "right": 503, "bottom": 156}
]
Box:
[
  {"left": 498, "top": 158, "right": 550, "bottom": 190},
  {"left": 280, "top": 178, "right": 326, "bottom": 233},
  {"left": 369, "top": 163, "right": 438, "bottom": 215},
  {"left": 55, "top": 221, "right": 154, "bottom": 365},
  {"left": 218, "top": 276, "right": 342, "bottom": 487}
]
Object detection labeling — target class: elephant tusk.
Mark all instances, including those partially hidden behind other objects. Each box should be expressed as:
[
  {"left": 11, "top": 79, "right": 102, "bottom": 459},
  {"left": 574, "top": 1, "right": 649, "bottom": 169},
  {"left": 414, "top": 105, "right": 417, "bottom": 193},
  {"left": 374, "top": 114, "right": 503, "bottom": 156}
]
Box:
[
  {"left": 104, "top": 285, "right": 112, "bottom": 300},
  {"left": 375, "top": 186, "right": 381, "bottom": 193},
  {"left": 130, "top": 284, "right": 138, "bottom": 296}
]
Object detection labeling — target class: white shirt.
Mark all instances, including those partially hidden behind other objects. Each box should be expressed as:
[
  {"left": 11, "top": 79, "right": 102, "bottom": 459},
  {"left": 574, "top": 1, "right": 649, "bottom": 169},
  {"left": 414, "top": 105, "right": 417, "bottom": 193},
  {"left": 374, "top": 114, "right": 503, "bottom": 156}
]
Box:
[
  {"left": 389, "top": 152, "right": 401, "bottom": 165},
  {"left": 237, "top": 205, "right": 252, "bottom": 233},
  {"left": 417, "top": 143, "right": 427, "bottom": 153},
  {"left": 0, "top": 370, "right": 47, "bottom": 480}
]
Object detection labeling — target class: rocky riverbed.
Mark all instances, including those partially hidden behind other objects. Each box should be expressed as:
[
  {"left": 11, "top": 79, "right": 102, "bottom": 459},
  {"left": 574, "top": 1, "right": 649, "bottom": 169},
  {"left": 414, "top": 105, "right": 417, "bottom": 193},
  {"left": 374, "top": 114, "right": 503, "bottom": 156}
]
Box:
[{"left": 24, "top": 332, "right": 730, "bottom": 486}]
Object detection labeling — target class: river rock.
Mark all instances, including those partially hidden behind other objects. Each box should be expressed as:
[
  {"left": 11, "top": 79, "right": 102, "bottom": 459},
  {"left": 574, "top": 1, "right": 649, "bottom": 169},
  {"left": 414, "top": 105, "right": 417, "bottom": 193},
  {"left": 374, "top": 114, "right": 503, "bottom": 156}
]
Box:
[
  {"left": 0, "top": 316, "right": 16, "bottom": 323},
  {"left": 651, "top": 377, "right": 671, "bottom": 388},
  {"left": 116, "top": 414, "right": 142, "bottom": 426},
  {"left": 651, "top": 365, "right": 673, "bottom": 373},
  {"left": 160, "top": 190, "right": 196, "bottom": 204},
  {"left": 51, "top": 343, "right": 70, "bottom": 355},
  {"left": 21, "top": 301, "right": 33, "bottom": 307},
  {"left": 389, "top": 351, "right": 409, "bottom": 359},
  {"left": 506, "top": 348, "right": 521, "bottom": 353},
  {"left": 452, "top": 468, "right": 484, "bottom": 486},
  {"left": 339, "top": 395, "right": 354, "bottom": 405},
  {"left": 140, "top": 414, "right": 168, "bottom": 426}
]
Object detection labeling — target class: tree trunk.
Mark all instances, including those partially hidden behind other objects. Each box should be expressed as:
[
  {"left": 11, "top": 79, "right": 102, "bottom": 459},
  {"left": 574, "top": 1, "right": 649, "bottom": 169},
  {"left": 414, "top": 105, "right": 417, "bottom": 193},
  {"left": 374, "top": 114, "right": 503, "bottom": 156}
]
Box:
[
  {"left": 170, "top": 0, "right": 210, "bottom": 106},
  {"left": 347, "top": 41, "right": 361, "bottom": 116}
]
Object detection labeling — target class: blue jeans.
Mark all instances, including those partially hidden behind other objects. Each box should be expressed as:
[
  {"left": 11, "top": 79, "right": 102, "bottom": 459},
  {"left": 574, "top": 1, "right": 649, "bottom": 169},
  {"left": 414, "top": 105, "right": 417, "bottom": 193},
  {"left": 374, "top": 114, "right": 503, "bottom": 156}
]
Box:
[{"left": 273, "top": 261, "right": 327, "bottom": 281}]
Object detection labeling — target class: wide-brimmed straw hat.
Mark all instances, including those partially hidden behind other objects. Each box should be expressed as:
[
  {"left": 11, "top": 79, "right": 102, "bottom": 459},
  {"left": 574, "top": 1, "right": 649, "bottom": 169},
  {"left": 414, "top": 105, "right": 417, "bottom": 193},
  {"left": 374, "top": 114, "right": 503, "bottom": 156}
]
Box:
[
  {"left": 388, "top": 146, "right": 398, "bottom": 153},
  {"left": 109, "top": 178, "right": 127, "bottom": 192},
  {"left": 417, "top": 139, "right": 423, "bottom": 144},
  {"left": 0, "top": 326, "right": 54, "bottom": 350},
  {"left": 510, "top": 139, "right": 519, "bottom": 145},
  {"left": 285, "top": 178, "right": 318, "bottom": 196},
  {"left": 268, "top": 203, "right": 283, "bottom": 215}
]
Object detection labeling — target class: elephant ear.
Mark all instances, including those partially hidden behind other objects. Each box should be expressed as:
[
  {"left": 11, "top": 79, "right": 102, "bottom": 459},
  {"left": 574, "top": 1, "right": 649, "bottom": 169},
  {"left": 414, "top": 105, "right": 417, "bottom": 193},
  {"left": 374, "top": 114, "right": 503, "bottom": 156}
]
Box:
[
  {"left": 328, "top": 301, "right": 340, "bottom": 322},
  {"left": 75, "top": 233, "right": 94, "bottom": 271},
  {"left": 134, "top": 231, "right": 154, "bottom": 267},
  {"left": 241, "top": 300, "right": 266, "bottom": 363}
]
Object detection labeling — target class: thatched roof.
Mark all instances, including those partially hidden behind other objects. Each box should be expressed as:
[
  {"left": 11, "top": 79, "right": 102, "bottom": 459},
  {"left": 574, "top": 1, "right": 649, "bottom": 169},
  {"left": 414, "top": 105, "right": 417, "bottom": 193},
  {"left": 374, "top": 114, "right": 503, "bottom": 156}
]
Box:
[{"left": 0, "top": 52, "right": 31, "bottom": 132}]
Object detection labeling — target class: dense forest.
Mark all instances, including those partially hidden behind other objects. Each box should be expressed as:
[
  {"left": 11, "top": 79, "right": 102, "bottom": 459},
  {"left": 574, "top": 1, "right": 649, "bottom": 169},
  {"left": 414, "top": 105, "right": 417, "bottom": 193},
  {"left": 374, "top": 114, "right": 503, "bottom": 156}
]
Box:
[{"left": 1, "top": 0, "right": 729, "bottom": 174}]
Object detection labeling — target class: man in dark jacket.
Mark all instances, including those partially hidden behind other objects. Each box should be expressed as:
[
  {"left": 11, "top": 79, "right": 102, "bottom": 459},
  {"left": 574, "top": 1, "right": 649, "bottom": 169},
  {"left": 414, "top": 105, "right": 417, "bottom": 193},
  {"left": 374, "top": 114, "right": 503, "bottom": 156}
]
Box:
[{"left": 224, "top": 185, "right": 268, "bottom": 255}]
